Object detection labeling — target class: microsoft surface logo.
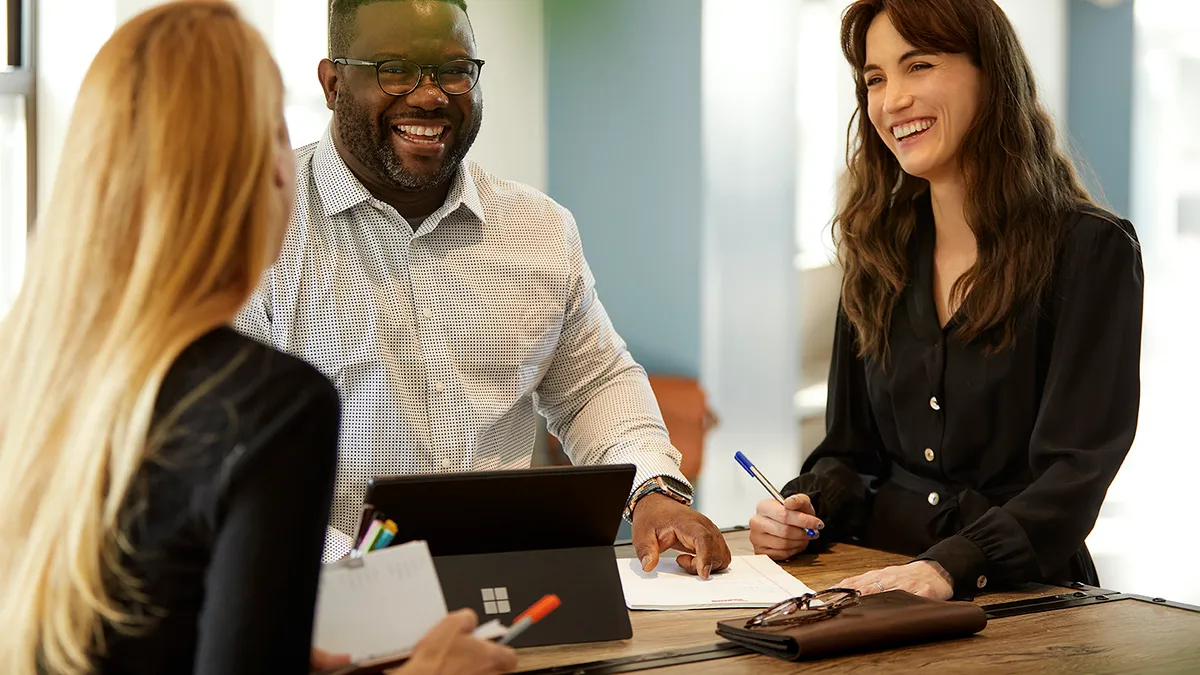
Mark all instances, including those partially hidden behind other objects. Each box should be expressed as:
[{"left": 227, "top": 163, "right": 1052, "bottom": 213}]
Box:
[{"left": 480, "top": 587, "right": 511, "bottom": 615}]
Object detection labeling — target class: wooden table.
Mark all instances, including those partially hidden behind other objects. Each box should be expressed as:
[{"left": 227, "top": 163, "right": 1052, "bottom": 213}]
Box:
[{"left": 513, "top": 530, "right": 1200, "bottom": 673}]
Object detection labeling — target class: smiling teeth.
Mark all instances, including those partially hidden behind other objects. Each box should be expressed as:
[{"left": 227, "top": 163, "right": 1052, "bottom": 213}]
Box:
[
  {"left": 398, "top": 125, "right": 443, "bottom": 137},
  {"left": 893, "top": 119, "right": 934, "bottom": 140}
]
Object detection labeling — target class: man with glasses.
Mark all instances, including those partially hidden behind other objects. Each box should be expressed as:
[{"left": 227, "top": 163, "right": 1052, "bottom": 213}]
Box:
[{"left": 235, "top": 0, "right": 731, "bottom": 578}]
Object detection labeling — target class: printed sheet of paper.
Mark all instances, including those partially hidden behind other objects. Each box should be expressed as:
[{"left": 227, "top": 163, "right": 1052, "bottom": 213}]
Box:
[{"left": 617, "top": 555, "right": 815, "bottom": 610}]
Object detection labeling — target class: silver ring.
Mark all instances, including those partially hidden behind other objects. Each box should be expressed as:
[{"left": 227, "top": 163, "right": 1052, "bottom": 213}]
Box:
[{"left": 873, "top": 581, "right": 886, "bottom": 592}]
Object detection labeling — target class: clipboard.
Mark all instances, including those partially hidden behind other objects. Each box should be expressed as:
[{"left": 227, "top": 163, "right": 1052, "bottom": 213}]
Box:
[{"left": 313, "top": 540, "right": 479, "bottom": 669}]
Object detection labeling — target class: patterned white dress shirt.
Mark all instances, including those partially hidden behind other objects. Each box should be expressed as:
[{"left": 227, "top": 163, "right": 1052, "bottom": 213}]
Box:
[{"left": 234, "top": 128, "right": 690, "bottom": 562}]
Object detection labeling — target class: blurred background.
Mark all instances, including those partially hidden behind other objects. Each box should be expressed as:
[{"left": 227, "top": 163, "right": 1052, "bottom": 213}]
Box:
[{"left": 2, "top": 0, "right": 1196, "bottom": 603}]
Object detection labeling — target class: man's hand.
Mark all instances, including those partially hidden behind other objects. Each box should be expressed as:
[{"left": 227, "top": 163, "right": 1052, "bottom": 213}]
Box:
[
  {"left": 386, "top": 609, "right": 518, "bottom": 675},
  {"left": 748, "top": 494, "right": 824, "bottom": 561},
  {"left": 837, "top": 560, "right": 954, "bottom": 601},
  {"left": 631, "top": 493, "right": 732, "bottom": 579}
]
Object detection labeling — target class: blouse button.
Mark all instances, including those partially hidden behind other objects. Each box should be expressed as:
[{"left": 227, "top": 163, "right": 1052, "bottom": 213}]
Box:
[
  {"left": 927, "top": 492, "right": 940, "bottom": 506},
  {"left": 924, "top": 448, "right": 935, "bottom": 462},
  {"left": 977, "top": 575, "right": 988, "bottom": 589},
  {"left": 929, "top": 396, "right": 941, "bottom": 411}
]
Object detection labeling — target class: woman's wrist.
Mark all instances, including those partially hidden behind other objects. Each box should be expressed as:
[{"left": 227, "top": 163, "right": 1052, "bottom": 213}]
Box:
[{"left": 915, "top": 559, "right": 954, "bottom": 587}]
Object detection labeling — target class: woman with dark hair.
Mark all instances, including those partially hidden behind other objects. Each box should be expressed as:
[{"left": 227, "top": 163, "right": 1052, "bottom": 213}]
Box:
[{"left": 748, "top": 0, "right": 1143, "bottom": 600}]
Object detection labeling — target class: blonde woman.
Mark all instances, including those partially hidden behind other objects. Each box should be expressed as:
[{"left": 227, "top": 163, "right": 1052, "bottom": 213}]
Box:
[{"left": 0, "top": 2, "right": 515, "bottom": 675}]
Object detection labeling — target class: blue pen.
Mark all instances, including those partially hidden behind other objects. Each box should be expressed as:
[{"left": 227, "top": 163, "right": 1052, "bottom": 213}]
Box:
[{"left": 735, "top": 451, "right": 818, "bottom": 538}]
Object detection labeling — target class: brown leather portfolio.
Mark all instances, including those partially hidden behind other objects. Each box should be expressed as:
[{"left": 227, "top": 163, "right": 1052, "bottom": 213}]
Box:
[{"left": 715, "top": 590, "right": 987, "bottom": 661}]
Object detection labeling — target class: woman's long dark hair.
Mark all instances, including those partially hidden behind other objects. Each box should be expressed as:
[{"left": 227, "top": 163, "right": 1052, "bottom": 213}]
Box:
[{"left": 836, "top": 0, "right": 1094, "bottom": 361}]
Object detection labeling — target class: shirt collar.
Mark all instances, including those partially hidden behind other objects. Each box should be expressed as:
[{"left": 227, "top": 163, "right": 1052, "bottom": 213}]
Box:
[
  {"left": 312, "top": 125, "right": 486, "bottom": 225},
  {"left": 313, "top": 126, "right": 374, "bottom": 218},
  {"left": 444, "top": 159, "right": 487, "bottom": 225}
]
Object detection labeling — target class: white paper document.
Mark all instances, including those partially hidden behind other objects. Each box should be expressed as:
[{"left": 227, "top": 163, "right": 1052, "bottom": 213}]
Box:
[
  {"left": 312, "top": 540, "right": 447, "bottom": 661},
  {"left": 616, "top": 555, "right": 815, "bottom": 610},
  {"left": 312, "top": 540, "right": 507, "bottom": 664}
]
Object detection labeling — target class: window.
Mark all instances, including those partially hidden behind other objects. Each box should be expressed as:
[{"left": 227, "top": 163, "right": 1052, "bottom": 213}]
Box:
[
  {"left": 248, "top": 0, "right": 332, "bottom": 147},
  {"left": 1178, "top": 55, "right": 1200, "bottom": 235},
  {"left": 1132, "top": 0, "right": 1200, "bottom": 249},
  {"left": 791, "top": 0, "right": 856, "bottom": 459},
  {"left": 1, "top": 0, "right": 33, "bottom": 317},
  {"left": 1090, "top": 0, "right": 1200, "bottom": 604},
  {"left": 793, "top": 0, "right": 853, "bottom": 273}
]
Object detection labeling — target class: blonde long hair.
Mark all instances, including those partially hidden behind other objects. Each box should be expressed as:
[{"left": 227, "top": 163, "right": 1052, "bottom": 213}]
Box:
[{"left": 0, "top": 2, "right": 287, "bottom": 673}]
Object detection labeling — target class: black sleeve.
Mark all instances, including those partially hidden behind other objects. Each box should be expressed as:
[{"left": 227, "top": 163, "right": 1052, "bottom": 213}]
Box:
[
  {"left": 192, "top": 373, "right": 340, "bottom": 675},
  {"left": 781, "top": 303, "right": 889, "bottom": 544},
  {"left": 916, "top": 215, "right": 1144, "bottom": 597}
]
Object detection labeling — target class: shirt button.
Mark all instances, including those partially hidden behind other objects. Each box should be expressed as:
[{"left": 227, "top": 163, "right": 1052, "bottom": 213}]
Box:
[
  {"left": 434, "top": 381, "right": 445, "bottom": 393},
  {"left": 924, "top": 448, "right": 935, "bottom": 462},
  {"left": 440, "top": 457, "right": 452, "bottom": 469},
  {"left": 977, "top": 575, "right": 988, "bottom": 589},
  {"left": 927, "top": 492, "right": 940, "bottom": 506},
  {"left": 929, "top": 396, "right": 941, "bottom": 411},
  {"left": 422, "top": 307, "right": 433, "bottom": 319}
]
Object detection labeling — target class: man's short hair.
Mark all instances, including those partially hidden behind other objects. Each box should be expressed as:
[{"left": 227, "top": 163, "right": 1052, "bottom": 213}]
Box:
[{"left": 329, "top": 0, "right": 470, "bottom": 59}]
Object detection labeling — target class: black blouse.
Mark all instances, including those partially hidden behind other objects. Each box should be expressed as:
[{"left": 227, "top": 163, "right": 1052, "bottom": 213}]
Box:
[
  {"left": 95, "top": 327, "right": 341, "bottom": 674},
  {"left": 782, "top": 196, "right": 1144, "bottom": 598}
]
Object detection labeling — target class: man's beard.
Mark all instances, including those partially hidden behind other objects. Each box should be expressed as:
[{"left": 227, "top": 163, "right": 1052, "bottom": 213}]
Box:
[{"left": 335, "top": 93, "right": 482, "bottom": 192}]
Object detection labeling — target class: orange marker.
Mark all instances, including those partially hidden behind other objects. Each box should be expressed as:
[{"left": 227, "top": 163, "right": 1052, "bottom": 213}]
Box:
[{"left": 498, "top": 594, "right": 561, "bottom": 645}]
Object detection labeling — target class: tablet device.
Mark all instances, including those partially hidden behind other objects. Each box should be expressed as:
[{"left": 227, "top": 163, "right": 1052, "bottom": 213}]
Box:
[
  {"left": 362, "top": 463, "right": 638, "bottom": 556},
  {"left": 361, "top": 463, "right": 639, "bottom": 647}
]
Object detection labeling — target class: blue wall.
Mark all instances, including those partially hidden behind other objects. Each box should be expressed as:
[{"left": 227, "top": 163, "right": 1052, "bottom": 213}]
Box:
[
  {"left": 1068, "top": 0, "right": 1135, "bottom": 217},
  {"left": 544, "top": 0, "right": 704, "bottom": 378}
]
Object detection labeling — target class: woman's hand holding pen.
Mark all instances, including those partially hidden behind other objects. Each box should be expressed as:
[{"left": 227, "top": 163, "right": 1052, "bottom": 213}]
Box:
[
  {"left": 387, "top": 609, "right": 518, "bottom": 675},
  {"left": 311, "top": 647, "right": 352, "bottom": 671},
  {"left": 749, "top": 494, "right": 825, "bottom": 561},
  {"left": 310, "top": 609, "right": 516, "bottom": 675}
]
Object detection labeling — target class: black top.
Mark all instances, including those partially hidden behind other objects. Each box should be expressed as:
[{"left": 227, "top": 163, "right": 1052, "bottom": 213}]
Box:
[
  {"left": 95, "top": 327, "right": 340, "bottom": 674},
  {"left": 783, "top": 197, "right": 1144, "bottom": 598}
]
